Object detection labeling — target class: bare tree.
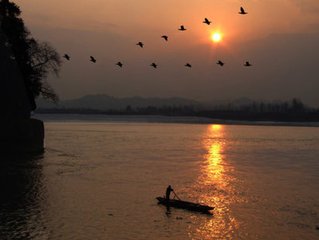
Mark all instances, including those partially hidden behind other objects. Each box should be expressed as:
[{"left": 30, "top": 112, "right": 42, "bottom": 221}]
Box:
[{"left": 0, "top": 0, "right": 61, "bottom": 109}]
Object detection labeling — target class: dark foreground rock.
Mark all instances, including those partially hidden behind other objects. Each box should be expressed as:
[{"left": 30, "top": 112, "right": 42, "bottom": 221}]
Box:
[
  {"left": 0, "top": 119, "right": 44, "bottom": 154},
  {"left": 1, "top": 28, "right": 44, "bottom": 154}
]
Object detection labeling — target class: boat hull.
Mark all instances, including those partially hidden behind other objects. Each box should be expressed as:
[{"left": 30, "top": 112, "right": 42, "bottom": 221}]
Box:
[{"left": 156, "top": 197, "right": 214, "bottom": 213}]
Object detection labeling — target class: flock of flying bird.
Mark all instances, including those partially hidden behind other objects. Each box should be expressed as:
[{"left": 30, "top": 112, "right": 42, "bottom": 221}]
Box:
[{"left": 62, "top": 7, "right": 252, "bottom": 69}]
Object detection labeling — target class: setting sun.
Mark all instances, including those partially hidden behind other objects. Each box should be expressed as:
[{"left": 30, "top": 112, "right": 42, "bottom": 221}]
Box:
[
  {"left": 211, "top": 124, "right": 223, "bottom": 131},
  {"left": 211, "top": 32, "right": 222, "bottom": 43}
]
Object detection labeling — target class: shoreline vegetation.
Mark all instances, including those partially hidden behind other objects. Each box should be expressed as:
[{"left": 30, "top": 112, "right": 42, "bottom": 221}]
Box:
[
  {"left": 36, "top": 98, "right": 319, "bottom": 127},
  {"left": 35, "top": 113, "right": 319, "bottom": 127}
]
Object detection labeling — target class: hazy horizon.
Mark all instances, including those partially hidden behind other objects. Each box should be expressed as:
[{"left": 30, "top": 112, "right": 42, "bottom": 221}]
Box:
[
  {"left": 39, "top": 93, "right": 315, "bottom": 108},
  {"left": 15, "top": 0, "right": 319, "bottom": 106}
]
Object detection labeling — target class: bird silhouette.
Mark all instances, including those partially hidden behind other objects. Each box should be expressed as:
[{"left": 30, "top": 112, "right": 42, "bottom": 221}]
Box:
[
  {"left": 217, "top": 60, "right": 224, "bottom": 66},
  {"left": 63, "top": 54, "right": 70, "bottom": 61},
  {"left": 90, "top": 56, "right": 96, "bottom": 63},
  {"left": 185, "top": 63, "right": 192, "bottom": 68},
  {"left": 136, "top": 42, "right": 144, "bottom": 48},
  {"left": 161, "top": 35, "right": 168, "bottom": 41},
  {"left": 150, "top": 63, "right": 157, "bottom": 68},
  {"left": 203, "top": 18, "right": 212, "bottom": 25},
  {"left": 116, "top": 62, "right": 123, "bottom": 68},
  {"left": 178, "top": 25, "right": 187, "bottom": 31},
  {"left": 239, "top": 7, "right": 247, "bottom": 14},
  {"left": 244, "top": 61, "right": 252, "bottom": 67}
]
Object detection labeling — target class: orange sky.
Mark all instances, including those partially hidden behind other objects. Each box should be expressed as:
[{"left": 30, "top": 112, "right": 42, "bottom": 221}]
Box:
[
  {"left": 16, "top": 0, "right": 319, "bottom": 39},
  {"left": 13, "top": 0, "right": 319, "bottom": 105}
]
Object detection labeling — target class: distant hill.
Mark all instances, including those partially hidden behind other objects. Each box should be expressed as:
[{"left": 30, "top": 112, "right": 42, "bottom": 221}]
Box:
[{"left": 37, "top": 95, "right": 202, "bottom": 111}]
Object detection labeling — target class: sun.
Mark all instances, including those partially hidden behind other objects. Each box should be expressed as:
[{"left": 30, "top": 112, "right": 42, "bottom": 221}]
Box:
[
  {"left": 211, "top": 124, "right": 223, "bottom": 131},
  {"left": 211, "top": 32, "right": 222, "bottom": 43}
]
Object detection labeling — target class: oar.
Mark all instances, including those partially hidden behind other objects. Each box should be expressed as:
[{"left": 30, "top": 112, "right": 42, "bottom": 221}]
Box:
[{"left": 172, "top": 190, "right": 181, "bottom": 200}]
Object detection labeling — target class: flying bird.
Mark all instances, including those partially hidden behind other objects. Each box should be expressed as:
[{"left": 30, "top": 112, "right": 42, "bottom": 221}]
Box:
[
  {"left": 217, "top": 60, "right": 224, "bottom": 66},
  {"left": 239, "top": 7, "right": 247, "bottom": 15},
  {"left": 63, "top": 54, "right": 70, "bottom": 61},
  {"left": 161, "top": 35, "right": 168, "bottom": 41},
  {"left": 244, "top": 61, "right": 252, "bottom": 67},
  {"left": 178, "top": 25, "right": 187, "bottom": 31},
  {"left": 90, "top": 56, "right": 96, "bottom": 63},
  {"left": 150, "top": 63, "right": 157, "bottom": 68},
  {"left": 203, "top": 18, "right": 212, "bottom": 25},
  {"left": 136, "top": 42, "right": 144, "bottom": 48},
  {"left": 185, "top": 63, "right": 192, "bottom": 68},
  {"left": 116, "top": 62, "right": 123, "bottom": 68}
]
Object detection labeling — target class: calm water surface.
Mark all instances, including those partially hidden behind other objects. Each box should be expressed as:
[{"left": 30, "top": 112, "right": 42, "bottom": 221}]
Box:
[{"left": 1, "top": 118, "right": 319, "bottom": 239}]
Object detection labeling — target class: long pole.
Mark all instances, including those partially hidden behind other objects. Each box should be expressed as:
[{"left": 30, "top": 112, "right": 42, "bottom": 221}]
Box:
[{"left": 172, "top": 190, "right": 181, "bottom": 200}]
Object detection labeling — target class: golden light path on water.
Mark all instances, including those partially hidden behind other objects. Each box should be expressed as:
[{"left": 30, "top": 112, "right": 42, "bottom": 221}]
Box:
[{"left": 188, "top": 124, "right": 241, "bottom": 240}]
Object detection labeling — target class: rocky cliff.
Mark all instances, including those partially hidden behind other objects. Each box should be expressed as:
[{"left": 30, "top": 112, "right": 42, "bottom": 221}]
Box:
[{"left": 0, "top": 29, "right": 44, "bottom": 153}]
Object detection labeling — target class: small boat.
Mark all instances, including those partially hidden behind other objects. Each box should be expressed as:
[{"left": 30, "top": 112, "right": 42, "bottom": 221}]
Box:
[{"left": 156, "top": 197, "right": 214, "bottom": 213}]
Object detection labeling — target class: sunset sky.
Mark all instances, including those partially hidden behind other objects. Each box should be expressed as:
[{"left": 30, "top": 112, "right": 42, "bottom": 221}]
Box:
[{"left": 15, "top": 0, "right": 319, "bottom": 106}]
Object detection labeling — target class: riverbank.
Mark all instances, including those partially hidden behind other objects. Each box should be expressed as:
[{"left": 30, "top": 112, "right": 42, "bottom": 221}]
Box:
[{"left": 35, "top": 113, "right": 319, "bottom": 127}]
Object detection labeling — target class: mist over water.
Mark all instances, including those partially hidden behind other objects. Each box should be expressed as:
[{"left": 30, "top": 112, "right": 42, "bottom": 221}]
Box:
[{"left": 1, "top": 116, "right": 319, "bottom": 239}]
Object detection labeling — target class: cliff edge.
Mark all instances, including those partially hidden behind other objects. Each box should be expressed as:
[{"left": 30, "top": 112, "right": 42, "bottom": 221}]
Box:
[{"left": 0, "top": 30, "right": 44, "bottom": 153}]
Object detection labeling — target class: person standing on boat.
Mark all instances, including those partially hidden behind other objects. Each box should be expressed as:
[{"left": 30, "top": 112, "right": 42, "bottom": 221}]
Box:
[{"left": 166, "top": 185, "right": 174, "bottom": 200}]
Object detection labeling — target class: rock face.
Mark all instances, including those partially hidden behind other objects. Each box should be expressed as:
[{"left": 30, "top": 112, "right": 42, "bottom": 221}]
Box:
[
  {"left": 0, "top": 32, "right": 31, "bottom": 118},
  {"left": 0, "top": 118, "right": 44, "bottom": 153},
  {"left": 0, "top": 30, "right": 44, "bottom": 153}
]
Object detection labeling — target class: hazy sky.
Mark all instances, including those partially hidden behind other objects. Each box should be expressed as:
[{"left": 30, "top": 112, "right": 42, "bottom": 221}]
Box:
[{"left": 15, "top": 0, "right": 319, "bottom": 106}]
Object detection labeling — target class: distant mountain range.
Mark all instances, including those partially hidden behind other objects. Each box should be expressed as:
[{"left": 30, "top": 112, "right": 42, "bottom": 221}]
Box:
[{"left": 37, "top": 95, "right": 203, "bottom": 111}]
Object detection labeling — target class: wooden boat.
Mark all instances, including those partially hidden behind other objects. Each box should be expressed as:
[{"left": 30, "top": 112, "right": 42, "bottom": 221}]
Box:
[{"left": 156, "top": 197, "right": 214, "bottom": 213}]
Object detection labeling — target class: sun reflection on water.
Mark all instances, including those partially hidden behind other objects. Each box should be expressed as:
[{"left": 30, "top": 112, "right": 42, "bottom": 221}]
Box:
[
  {"left": 188, "top": 124, "right": 240, "bottom": 240},
  {"left": 203, "top": 124, "right": 227, "bottom": 186},
  {"left": 207, "top": 138, "right": 223, "bottom": 180}
]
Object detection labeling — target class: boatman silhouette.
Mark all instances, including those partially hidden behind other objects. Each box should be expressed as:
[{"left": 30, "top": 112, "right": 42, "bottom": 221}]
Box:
[{"left": 166, "top": 185, "right": 174, "bottom": 201}]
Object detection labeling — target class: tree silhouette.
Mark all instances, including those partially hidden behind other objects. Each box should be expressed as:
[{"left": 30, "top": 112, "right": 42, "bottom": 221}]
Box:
[
  {"left": 0, "top": 0, "right": 61, "bottom": 110},
  {"left": 291, "top": 98, "right": 305, "bottom": 112}
]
